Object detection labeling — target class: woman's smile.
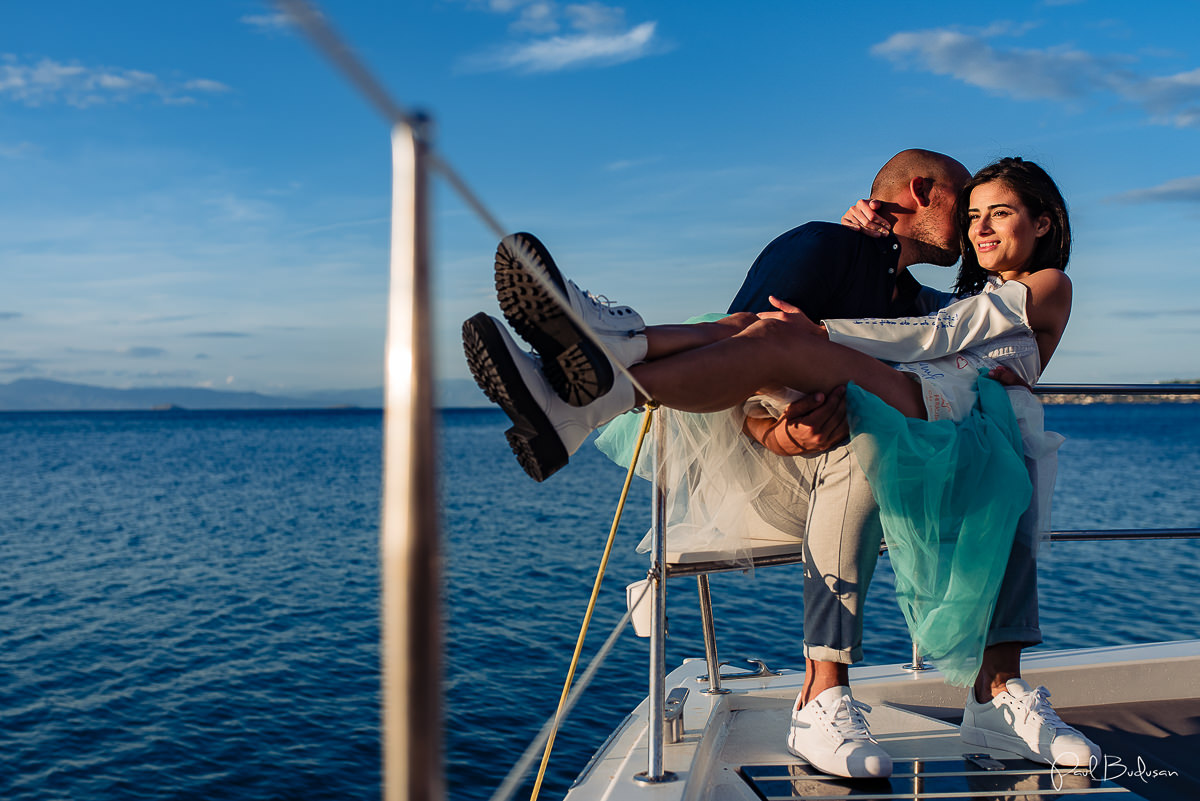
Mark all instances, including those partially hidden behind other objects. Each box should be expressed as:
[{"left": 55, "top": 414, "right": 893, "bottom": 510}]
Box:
[{"left": 967, "top": 181, "right": 1050, "bottom": 278}]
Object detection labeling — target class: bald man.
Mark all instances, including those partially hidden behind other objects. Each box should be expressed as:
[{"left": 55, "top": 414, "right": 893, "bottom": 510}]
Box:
[{"left": 727, "top": 150, "right": 971, "bottom": 779}]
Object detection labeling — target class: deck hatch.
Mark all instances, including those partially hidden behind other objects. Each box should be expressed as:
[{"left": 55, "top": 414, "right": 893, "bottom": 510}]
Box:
[{"left": 737, "top": 756, "right": 1144, "bottom": 799}]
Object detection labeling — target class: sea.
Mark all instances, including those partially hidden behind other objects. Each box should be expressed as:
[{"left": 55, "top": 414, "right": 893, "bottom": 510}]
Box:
[{"left": 2, "top": 403, "right": 1199, "bottom": 800}]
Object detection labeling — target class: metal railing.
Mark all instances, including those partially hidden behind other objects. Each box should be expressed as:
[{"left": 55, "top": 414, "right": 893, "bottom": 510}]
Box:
[{"left": 1034, "top": 383, "right": 1200, "bottom": 395}]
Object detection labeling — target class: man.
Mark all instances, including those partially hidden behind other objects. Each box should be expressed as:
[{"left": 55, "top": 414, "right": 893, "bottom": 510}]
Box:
[
  {"left": 724, "top": 148, "right": 966, "bottom": 778},
  {"left": 729, "top": 150, "right": 1097, "bottom": 779}
]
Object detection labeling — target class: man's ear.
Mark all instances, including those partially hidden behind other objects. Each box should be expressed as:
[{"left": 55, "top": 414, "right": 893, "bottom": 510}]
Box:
[{"left": 908, "top": 176, "right": 933, "bottom": 208}]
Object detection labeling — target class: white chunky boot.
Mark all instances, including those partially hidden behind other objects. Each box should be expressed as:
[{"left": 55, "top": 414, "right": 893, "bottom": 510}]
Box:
[
  {"left": 494, "top": 232, "right": 647, "bottom": 407},
  {"left": 462, "top": 313, "right": 636, "bottom": 481}
]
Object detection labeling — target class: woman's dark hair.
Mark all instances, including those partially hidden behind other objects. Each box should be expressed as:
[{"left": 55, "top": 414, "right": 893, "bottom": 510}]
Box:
[{"left": 953, "top": 157, "right": 1071, "bottom": 295}]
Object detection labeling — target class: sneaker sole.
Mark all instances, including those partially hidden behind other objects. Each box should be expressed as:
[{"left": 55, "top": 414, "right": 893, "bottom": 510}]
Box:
[
  {"left": 494, "top": 232, "right": 613, "bottom": 407},
  {"left": 462, "top": 312, "right": 568, "bottom": 482},
  {"left": 961, "top": 725, "right": 1050, "bottom": 765},
  {"left": 786, "top": 736, "right": 892, "bottom": 779}
]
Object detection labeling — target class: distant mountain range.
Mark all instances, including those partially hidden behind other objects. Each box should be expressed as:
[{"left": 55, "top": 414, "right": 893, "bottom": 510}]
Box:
[{"left": 0, "top": 378, "right": 494, "bottom": 411}]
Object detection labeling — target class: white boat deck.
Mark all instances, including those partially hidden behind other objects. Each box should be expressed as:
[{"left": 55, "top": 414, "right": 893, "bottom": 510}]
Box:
[{"left": 565, "top": 640, "right": 1200, "bottom": 801}]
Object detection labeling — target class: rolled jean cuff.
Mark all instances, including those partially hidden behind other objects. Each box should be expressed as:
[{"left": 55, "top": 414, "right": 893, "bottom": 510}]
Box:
[
  {"left": 804, "top": 643, "right": 861, "bottom": 664},
  {"left": 986, "top": 626, "right": 1042, "bottom": 649}
]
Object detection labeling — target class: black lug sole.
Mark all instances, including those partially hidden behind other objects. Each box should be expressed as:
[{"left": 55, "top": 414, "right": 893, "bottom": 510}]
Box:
[
  {"left": 494, "top": 232, "right": 613, "bottom": 407},
  {"left": 462, "top": 312, "right": 568, "bottom": 482}
]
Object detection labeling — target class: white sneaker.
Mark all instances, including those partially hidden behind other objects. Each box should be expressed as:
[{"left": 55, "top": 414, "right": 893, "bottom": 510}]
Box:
[
  {"left": 495, "top": 232, "right": 647, "bottom": 407},
  {"left": 786, "top": 686, "right": 893, "bottom": 778},
  {"left": 462, "top": 313, "right": 635, "bottom": 481},
  {"left": 961, "top": 678, "right": 1101, "bottom": 768}
]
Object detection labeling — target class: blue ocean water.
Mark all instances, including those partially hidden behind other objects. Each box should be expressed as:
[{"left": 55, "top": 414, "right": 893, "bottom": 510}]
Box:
[{"left": 2, "top": 404, "right": 1199, "bottom": 800}]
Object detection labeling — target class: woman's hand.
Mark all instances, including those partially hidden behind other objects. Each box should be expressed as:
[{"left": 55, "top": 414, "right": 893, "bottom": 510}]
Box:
[
  {"left": 987, "top": 364, "right": 1033, "bottom": 391},
  {"left": 841, "top": 199, "right": 892, "bottom": 238},
  {"left": 756, "top": 296, "right": 828, "bottom": 338}
]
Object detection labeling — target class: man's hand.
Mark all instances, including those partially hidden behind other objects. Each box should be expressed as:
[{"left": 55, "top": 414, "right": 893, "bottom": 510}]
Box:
[
  {"left": 756, "top": 296, "right": 828, "bottom": 338},
  {"left": 745, "top": 386, "right": 849, "bottom": 456}
]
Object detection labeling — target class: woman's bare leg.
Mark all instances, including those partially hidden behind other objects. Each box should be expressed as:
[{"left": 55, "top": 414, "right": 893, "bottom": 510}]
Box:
[
  {"left": 633, "top": 316, "right": 926, "bottom": 419},
  {"left": 641, "top": 313, "right": 758, "bottom": 359}
]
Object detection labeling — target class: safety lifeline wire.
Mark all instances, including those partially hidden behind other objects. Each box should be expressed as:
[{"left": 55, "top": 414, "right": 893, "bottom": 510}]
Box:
[
  {"left": 487, "top": 580, "right": 651, "bottom": 801},
  {"left": 275, "top": 0, "right": 655, "bottom": 406}
]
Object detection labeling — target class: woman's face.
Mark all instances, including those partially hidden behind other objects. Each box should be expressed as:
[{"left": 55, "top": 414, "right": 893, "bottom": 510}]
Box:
[{"left": 966, "top": 180, "right": 1051, "bottom": 276}]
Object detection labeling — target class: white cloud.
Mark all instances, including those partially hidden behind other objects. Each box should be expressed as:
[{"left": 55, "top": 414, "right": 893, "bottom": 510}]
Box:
[
  {"left": 183, "top": 78, "right": 231, "bottom": 93},
  {"left": 0, "top": 141, "right": 37, "bottom": 159},
  {"left": 1109, "top": 175, "right": 1200, "bottom": 204},
  {"left": 511, "top": 1, "right": 559, "bottom": 33},
  {"left": 565, "top": 2, "right": 626, "bottom": 32},
  {"left": 485, "top": 0, "right": 526, "bottom": 12},
  {"left": 0, "top": 55, "right": 230, "bottom": 107},
  {"left": 604, "top": 156, "right": 659, "bottom": 172},
  {"left": 240, "top": 12, "right": 294, "bottom": 32},
  {"left": 499, "top": 21, "right": 656, "bottom": 72},
  {"left": 871, "top": 26, "right": 1200, "bottom": 128},
  {"left": 462, "top": 2, "right": 663, "bottom": 73}
]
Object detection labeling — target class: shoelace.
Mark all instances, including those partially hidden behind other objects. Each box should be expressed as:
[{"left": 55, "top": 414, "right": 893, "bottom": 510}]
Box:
[
  {"left": 568, "top": 279, "right": 634, "bottom": 318},
  {"left": 816, "top": 695, "right": 874, "bottom": 744},
  {"left": 1015, "top": 685, "right": 1071, "bottom": 732}
]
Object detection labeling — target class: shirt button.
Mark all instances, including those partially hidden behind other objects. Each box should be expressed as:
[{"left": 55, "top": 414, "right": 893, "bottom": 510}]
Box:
[
  {"left": 888, "top": 268, "right": 895, "bottom": 274},
  {"left": 892, "top": 243, "right": 899, "bottom": 251}
]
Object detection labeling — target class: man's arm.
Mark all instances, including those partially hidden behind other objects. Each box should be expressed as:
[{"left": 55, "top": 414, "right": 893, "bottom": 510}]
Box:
[
  {"left": 726, "top": 224, "right": 859, "bottom": 456},
  {"left": 743, "top": 388, "right": 849, "bottom": 456}
]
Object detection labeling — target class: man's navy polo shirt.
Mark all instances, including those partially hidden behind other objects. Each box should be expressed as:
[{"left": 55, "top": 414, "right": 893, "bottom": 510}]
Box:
[{"left": 727, "top": 222, "right": 925, "bottom": 319}]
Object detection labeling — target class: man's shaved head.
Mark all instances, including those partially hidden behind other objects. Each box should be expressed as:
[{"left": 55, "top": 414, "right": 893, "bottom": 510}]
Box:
[
  {"left": 868, "top": 149, "right": 971, "bottom": 268},
  {"left": 870, "top": 149, "right": 970, "bottom": 201}
]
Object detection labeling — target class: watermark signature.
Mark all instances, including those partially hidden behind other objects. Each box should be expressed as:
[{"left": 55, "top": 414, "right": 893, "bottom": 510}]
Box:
[{"left": 1052, "top": 754, "right": 1179, "bottom": 790}]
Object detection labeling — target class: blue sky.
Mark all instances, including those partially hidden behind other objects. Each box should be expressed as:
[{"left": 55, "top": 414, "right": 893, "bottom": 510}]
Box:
[{"left": 3, "top": 1, "right": 1199, "bottom": 394}]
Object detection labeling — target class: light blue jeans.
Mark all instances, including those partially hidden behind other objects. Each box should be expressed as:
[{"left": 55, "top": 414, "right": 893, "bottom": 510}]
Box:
[{"left": 756, "top": 441, "right": 1041, "bottom": 664}]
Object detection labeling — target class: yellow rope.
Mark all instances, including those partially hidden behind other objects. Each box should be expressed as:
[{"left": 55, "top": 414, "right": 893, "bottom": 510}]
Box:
[{"left": 528, "top": 404, "right": 658, "bottom": 801}]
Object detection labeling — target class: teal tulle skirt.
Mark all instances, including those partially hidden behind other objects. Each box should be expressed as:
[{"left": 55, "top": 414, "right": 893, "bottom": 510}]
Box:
[
  {"left": 846, "top": 374, "right": 1031, "bottom": 686},
  {"left": 595, "top": 312, "right": 730, "bottom": 484},
  {"left": 596, "top": 312, "right": 1034, "bottom": 685}
]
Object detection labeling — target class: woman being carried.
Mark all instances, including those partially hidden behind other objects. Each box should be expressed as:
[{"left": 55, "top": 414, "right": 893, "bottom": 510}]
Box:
[{"left": 463, "top": 158, "right": 1069, "bottom": 485}]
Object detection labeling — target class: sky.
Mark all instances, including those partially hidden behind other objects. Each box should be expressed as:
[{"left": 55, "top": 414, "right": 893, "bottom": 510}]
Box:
[{"left": 2, "top": 0, "right": 1199, "bottom": 396}]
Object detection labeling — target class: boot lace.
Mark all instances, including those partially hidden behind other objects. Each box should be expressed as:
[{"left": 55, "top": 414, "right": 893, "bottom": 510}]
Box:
[{"left": 567, "top": 279, "right": 633, "bottom": 318}]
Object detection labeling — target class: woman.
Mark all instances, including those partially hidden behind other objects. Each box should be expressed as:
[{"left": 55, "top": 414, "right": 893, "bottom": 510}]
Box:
[
  {"left": 463, "top": 154, "right": 1099, "bottom": 767},
  {"left": 463, "top": 157, "right": 1071, "bottom": 482}
]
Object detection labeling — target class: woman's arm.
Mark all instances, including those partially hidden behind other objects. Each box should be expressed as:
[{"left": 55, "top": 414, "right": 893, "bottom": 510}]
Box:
[
  {"left": 841, "top": 199, "right": 893, "bottom": 238},
  {"left": 1016, "top": 269, "right": 1073, "bottom": 370},
  {"left": 822, "top": 280, "right": 1031, "bottom": 363}
]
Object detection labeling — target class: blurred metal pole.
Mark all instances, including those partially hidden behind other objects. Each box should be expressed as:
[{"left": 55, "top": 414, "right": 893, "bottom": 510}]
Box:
[
  {"left": 636, "top": 408, "right": 675, "bottom": 783},
  {"left": 697, "top": 576, "right": 729, "bottom": 695},
  {"left": 381, "top": 118, "right": 443, "bottom": 801}
]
